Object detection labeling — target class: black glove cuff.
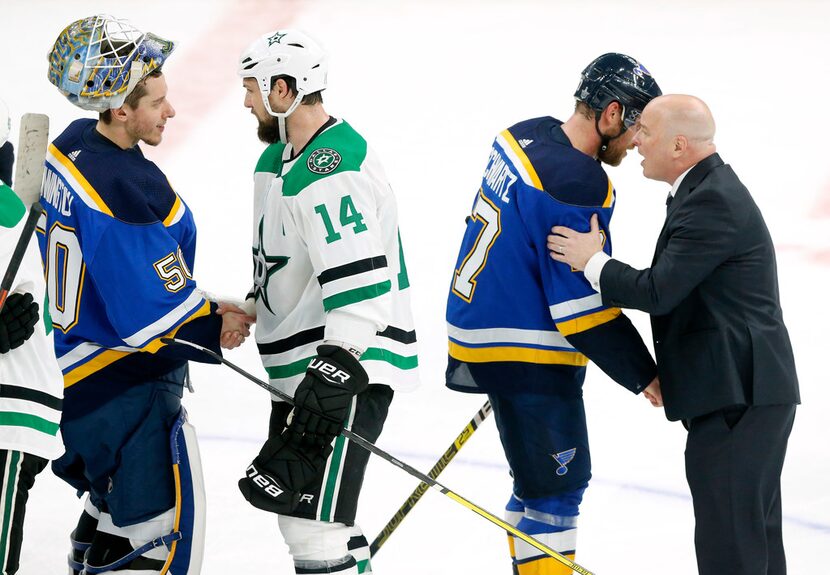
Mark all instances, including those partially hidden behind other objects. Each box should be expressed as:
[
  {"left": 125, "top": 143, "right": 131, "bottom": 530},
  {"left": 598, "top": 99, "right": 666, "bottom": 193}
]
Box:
[{"left": 309, "top": 344, "right": 369, "bottom": 394}]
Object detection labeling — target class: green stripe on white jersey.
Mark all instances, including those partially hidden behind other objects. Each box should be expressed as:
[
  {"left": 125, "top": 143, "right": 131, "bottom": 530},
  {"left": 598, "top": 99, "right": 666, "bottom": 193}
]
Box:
[{"left": 250, "top": 118, "right": 418, "bottom": 397}]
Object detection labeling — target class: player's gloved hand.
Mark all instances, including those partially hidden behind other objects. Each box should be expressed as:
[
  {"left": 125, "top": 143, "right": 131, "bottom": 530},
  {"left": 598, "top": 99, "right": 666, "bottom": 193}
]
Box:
[
  {"left": 238, "top": 430, "right": 331, "bottom": 514},
  {"left": 288, "top": 345, "right": 369, "bottom": 448},
  {"left": 0, "top": 293, "right": 39, "bottom": 354}
]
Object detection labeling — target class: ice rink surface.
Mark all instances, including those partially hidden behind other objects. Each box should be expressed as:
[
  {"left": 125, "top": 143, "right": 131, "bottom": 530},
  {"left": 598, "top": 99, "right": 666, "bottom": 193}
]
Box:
[{"left": 1, "top": 1, "right": 828, "bottom": 573}]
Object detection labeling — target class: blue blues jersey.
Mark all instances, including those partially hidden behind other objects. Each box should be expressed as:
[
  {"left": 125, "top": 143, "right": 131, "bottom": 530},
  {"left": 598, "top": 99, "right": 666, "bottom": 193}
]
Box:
[
  {"left": 446, "top": 117, "right": 655, "bottom": 395},
  {"left": 37, "top": 119, "right": 221, "bottom": 417}
]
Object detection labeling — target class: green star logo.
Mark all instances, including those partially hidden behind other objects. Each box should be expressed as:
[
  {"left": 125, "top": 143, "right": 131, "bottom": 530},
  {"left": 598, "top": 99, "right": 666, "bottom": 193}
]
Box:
[
  {"left": 307, "top": 148, "right": 342, "bottom": 174},
  {"left": 252, "top": 217, "right": 289, "bottom": 314},
  {"left": 267, "top": 32, "right": 287, "bottom": 46}
]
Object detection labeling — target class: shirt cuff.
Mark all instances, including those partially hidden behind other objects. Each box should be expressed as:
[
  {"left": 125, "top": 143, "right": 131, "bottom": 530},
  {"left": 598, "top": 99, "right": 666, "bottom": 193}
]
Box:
[{"left": 584, "top": 252, "right": 612, "bottom": 293}]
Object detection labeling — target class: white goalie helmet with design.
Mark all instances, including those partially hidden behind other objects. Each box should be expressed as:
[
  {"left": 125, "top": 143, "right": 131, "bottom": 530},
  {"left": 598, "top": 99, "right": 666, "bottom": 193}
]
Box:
[
  {"left": 47, "top": 14, "right": 175, "bottom": 112},
  {"left": 238, "top": 29, "right": 328, "bottom": 141},
  {"left": 0, "top": 98, "right": 9, "bottom": 147}
]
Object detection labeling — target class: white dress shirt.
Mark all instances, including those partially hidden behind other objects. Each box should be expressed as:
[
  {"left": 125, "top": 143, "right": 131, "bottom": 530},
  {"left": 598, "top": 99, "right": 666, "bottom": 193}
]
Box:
[{"left": 583, "top": 165, "right": 695, "bottom": 293}]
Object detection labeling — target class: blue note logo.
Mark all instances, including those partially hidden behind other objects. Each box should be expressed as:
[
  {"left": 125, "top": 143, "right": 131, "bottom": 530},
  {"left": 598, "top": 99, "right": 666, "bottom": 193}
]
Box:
[{"left": 551, "top": 448, "right": 577, "bottom": 476}]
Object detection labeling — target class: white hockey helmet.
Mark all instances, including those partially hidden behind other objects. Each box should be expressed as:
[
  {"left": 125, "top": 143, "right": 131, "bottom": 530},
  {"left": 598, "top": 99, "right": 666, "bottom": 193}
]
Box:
[
  {"left": 0, "top": 99, "right": 9, "bottom": 147},
  {"left": 238, "top": 29, "right": 328, "bottom": 123},
  {"left": 47, "top": 15, "right": 175, "bottom": 112}
]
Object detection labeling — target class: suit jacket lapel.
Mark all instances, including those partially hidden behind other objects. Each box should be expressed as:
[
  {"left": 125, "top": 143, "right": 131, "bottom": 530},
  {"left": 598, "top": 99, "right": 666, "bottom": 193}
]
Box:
[
  {"left": 666, "top": 153, "right": 723, "bottom": 218},
  {"left": 652, "top": 153, "right": 724, "bottom": 264}
]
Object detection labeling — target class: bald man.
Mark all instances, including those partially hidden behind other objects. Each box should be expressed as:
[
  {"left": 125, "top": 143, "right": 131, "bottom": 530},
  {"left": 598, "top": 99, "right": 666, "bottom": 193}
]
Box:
[{"left": 546, "top": 94, "right": 800, "bottom": 575}]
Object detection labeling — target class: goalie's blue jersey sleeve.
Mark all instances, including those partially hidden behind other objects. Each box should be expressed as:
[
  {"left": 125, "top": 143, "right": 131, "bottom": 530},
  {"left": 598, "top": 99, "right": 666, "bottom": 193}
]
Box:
[
  {"left": 36, "top": 119, "right": 221, "bottom": 416},
  {"left": 446, "top": 116, "right": 656, "bottom": 395}
]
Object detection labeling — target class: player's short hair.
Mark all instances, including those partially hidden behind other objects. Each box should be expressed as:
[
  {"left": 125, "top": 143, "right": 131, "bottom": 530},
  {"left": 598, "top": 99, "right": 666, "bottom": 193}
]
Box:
[
  {"left": 99, "top": 69, "right": 164, "bottom": 125},
  {"left": 575, "top": 100, "right": 596, "bottom": 120}
]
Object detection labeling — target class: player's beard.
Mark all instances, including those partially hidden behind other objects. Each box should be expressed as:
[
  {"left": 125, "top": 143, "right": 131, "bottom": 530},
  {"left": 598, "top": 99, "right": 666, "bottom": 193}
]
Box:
[
  {"left": 598, "top": 138, "right": 628, "bottom": 167},
  {"left": 257, "top": 116, "right": 280, "bottom": 144}
]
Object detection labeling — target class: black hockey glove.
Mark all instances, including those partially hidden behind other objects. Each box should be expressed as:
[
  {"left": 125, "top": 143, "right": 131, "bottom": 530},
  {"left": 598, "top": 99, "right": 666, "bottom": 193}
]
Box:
[
  {"left": 288, "top": 345, "right": 369, "bottom": 448},
  {"left": 238, "top": 430, "right": 331, "bottom": 515},
  {"left": 0, "top": 293, "right": 39, "bottom": 354}
]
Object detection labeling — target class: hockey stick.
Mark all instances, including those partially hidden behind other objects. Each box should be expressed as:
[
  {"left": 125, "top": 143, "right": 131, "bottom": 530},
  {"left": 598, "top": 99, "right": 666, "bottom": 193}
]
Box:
[
  {"left": 0, "top": 203, "right": 43, "bottom": 313},
  {"left": 369, "top": 400, "right": 492, "bottom": 557},
  {"left": 162, "top": 338, "right": 597, "bottom": 575},
  {"left": 0, "top": 113, "right": 49, "bottom": 313},
  {"left": 13, "top": 113, "right": 49, "bottom": 206}
]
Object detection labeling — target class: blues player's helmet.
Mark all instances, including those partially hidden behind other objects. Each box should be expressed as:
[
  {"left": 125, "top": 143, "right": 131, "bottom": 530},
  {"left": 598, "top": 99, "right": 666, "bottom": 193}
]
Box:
[
  {"left": 0, "top": 99, "right": 9, "bottom": 147},
  {"left": 47, "top": 15, "right": 175, "bottom": 113},
  {"left": 574, "top": 53, "right": 661, "bottom": 128},
  {"left": 237, "top": 29, "right": 328, "bottom": 119}
]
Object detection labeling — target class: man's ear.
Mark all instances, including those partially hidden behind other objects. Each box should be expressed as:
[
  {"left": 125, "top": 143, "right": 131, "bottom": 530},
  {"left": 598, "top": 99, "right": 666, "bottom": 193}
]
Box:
[
  {"left": 273, "top": 78, "right": 292, "bottom": 100},
  {"left": 600, "top": 101, "right": 623, "bottom": 130},
  {"left": 672, "top": 135, "right": 688, "bottom": 157},
  {"left": 110, "top": 106, "right": 129, "bottom": 124}
]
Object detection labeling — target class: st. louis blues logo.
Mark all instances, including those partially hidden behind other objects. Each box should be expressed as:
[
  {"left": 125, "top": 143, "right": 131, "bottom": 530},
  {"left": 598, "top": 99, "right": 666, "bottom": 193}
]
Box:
[
  {"left": 551, "top": 448, "right": 577, "bottom": 476},
  {"left": 633, "top": 64, "right": 652, "bottom": 78}
]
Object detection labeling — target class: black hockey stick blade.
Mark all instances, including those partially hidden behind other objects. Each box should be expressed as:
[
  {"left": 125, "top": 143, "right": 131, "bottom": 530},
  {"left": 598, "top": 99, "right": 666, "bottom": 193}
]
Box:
[
  {"left": 0, "top": 202, "right": 44, "bottom": 312},
  {"left": 161, "top": 337, "right": 598, "bottom": 574}
]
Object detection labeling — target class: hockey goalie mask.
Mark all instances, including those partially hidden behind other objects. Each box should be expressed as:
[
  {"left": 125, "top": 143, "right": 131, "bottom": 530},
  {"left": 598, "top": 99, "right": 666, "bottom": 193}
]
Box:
[
  {"left": 0, "top": 99, "right": 9, "bottom": 147},
  {"left": 47, "top": 15, "right": 176, "bottom": 112},
  {"left": 238, "top": 29, "right": 328, "bottom": 142}
]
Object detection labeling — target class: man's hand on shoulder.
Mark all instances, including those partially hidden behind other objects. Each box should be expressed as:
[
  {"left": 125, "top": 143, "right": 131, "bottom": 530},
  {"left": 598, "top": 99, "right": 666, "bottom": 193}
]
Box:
[{"left": 548, "top": 213, "right": 605, "bottom": 271}]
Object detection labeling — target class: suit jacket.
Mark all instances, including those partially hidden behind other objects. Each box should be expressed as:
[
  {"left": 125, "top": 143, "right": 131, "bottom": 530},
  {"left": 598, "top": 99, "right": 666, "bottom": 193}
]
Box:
[{"left": 600, "top": 153, "right": 799, "bottom": 421}]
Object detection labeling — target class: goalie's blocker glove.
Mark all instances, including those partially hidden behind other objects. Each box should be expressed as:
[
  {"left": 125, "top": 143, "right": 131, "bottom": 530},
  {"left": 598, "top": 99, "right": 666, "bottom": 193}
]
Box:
[
  {"left": 0, "top": 293, "right": 39, "bottom": 354},
  {"left": 289, "top": 344, "right": 369, "bottom": 448},
  {"left": 238, "top": 430, "right": 331, "bottom": 514}
]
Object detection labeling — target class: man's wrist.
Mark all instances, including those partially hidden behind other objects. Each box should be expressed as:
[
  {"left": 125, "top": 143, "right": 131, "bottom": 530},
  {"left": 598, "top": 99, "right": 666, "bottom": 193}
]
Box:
[{"left": 584, "top": 252, "right": 612, "bottom": 293}]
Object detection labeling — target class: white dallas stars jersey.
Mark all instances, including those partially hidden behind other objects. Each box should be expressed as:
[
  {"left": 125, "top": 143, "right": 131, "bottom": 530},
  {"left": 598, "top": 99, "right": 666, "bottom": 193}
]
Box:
[
  {"left": 0, "top": 183, "right": 63, "bottom": 459},
  {"left": 247, "top": 118, "right": 418, "bottom": 396}
]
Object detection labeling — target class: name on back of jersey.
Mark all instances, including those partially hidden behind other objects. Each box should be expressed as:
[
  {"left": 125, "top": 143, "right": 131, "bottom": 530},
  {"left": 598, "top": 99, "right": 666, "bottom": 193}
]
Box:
[
  {"left": 41, "top": 169, "right": 74, "bottom": 216},
  {"left": 484, "top": 148, "right": 516, "bottom": 204}
]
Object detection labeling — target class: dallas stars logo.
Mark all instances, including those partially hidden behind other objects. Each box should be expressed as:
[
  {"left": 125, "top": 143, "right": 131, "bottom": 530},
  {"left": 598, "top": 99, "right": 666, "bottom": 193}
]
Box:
[
  {"left": 307, "top": 148, "right": 342, "bottom": 174},
  {"left": 267, "top": 32, "right": 287, "bottom": 46},
  {"left": 252, "top": 217, "right": 289, "bottom": 314}
]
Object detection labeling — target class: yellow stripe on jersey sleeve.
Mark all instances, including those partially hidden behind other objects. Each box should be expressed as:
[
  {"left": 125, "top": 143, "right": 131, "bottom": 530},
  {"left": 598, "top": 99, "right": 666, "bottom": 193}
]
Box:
[
  {"left": 62, "top": 300, "right": 212, "bottom": 387},
  {"left": 162, "top": 193, "right": 183, "bottom": 227},
  {"left": 49, "top": 144, "right": 113, "bottom": 216},
  {"left": 602, "top": 178, "right": 615, "bottom": 208},
  {"left": 500, "top": 130, "right": 543, "bottom": 189},
  {"left": 555, "top": 307, "right": 621, "bottom": 336},
  {"left": 140, "top": 299, "right": 213, "bottom": 353}
]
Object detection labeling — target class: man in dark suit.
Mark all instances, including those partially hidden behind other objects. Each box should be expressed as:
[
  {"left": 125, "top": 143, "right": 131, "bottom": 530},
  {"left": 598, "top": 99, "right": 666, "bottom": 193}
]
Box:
[{"left": 546, "top": 94, "right": 799, "bottom": 575}]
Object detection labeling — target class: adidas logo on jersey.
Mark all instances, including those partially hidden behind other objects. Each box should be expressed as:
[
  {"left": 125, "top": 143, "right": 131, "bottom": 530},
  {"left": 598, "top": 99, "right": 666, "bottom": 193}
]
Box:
[
  {"left": 67, "top": 150, "right": 81, "bottom": 162},
  {"left": 518, "top": 139, "right": 533, "bottom": 148}
]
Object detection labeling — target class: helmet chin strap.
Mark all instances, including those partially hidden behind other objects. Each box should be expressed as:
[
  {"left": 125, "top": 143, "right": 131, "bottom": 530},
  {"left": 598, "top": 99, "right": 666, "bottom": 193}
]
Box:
[
  {"left": 594, "top": 111, "right": 627, "bottom": 153},
  {"left": 262, "top": 89, "right": 305, "bottom": 144}
]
